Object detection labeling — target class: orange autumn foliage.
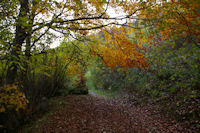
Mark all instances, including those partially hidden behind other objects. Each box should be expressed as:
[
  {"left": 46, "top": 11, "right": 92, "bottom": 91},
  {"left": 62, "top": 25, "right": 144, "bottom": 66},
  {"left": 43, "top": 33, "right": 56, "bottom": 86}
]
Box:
[
  {"left": 90, "top": 27, "right": 149, "bottom": 70},
  {"left": 89, "top": 0, "right": 199, "bottom": 70},
  {"left": 139, "top": 0, "right": 200, "bottom": 47}
]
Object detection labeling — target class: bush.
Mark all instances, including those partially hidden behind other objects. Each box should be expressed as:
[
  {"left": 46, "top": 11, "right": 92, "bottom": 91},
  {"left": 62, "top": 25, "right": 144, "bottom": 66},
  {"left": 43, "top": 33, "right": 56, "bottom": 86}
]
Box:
[
  {"left": 0, "top": 84, "right": 28, "bottom": 132},
  {"left": 21, "top": 51, "right": 70, "bottom": 106},
  {"left": 0, "top": 84, "right": 28, "bottom": 113},
  {"left": 85, "top": 59, "right": 126, "bottom": 92}
]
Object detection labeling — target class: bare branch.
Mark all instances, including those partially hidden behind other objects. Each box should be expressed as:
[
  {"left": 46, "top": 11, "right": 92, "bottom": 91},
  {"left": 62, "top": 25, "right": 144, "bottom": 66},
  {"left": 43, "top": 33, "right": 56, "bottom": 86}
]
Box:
[{"left": 31, "top": 27, "right": 50, "bottom": 47}]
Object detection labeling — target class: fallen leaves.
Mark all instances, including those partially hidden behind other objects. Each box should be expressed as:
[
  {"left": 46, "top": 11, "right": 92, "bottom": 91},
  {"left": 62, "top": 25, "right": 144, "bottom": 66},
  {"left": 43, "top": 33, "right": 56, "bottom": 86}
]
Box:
[{"left": 25, "top": 94, "right": 197, "bottom": 133}]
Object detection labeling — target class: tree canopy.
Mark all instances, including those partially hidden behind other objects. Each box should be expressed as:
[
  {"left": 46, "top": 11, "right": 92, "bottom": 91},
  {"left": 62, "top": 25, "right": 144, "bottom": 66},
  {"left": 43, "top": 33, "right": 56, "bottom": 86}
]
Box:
[{"left": 0, "top": 0, "right": 148, "bottom": 84}]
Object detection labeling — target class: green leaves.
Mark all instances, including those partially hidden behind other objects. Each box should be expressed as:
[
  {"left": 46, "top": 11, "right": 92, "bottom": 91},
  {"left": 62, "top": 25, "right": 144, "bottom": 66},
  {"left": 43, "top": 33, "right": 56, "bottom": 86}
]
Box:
[{"left": 102, "top": 0, "right": 107, "bottom": 3}]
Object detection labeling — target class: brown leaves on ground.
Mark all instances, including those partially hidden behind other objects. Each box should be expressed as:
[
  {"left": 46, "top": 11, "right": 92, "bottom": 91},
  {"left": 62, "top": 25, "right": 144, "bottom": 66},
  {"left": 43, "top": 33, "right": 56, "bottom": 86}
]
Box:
[{"left": 33, "top": 95, "right": 196, "bottom": 133}]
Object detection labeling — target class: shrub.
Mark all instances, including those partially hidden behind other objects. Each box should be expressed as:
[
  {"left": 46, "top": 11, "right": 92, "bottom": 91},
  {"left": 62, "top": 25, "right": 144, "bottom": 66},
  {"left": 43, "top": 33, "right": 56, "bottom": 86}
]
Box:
[
  {"left": 0, "top": 84, "right": 28, "bottom": 113},
  {"left": 0, "top": 84, "right": 28, "bottom": 132},
  {"left": 85, "top": 59, "right": 126, "bottom": 92}
]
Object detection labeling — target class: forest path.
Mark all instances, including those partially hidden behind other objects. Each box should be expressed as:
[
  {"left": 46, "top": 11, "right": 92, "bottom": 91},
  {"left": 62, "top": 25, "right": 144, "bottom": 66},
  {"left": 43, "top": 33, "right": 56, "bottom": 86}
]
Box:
[{"left": 34, "top": 94, "right": 186, "bottom": 133}]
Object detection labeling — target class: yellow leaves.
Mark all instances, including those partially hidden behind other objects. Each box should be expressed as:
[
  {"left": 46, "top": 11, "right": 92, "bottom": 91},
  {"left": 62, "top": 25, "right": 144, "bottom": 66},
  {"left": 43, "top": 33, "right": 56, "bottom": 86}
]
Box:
[
  {"left": 46, "top": 0, "right": 197, "bottom": 72},
  {"left": 0, "top": 84, "right": 28, "bottom": 113},
  {"left": 134, "top": 0, "right": 200, "bottom": 48},
  {"left": 127, "top": 26, "right": 135, "bottom": 35},
  {"left": 40, "top": 9, "right": 50, "bottom": 18},
  {"left": 90, "top": 26, "right": 148, "bottom": 70},
  {"left": 67, "top": 63, "right": 81, "bottom": 75},
  {"left": 87, "top": 0, "right": 105, "bottom": 13},
  {"left": 0, "top": 107, "right": 5, "bottom": 113},
  {"left": 137, "top": 43, "right": 143, "bottom": 49}
]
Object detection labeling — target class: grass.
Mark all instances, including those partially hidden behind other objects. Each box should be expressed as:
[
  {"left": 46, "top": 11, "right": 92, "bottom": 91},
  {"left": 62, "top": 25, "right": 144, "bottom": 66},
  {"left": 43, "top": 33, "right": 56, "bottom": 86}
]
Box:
[{"left": 89, "top": 88, "right": 120, "bottom": 98}]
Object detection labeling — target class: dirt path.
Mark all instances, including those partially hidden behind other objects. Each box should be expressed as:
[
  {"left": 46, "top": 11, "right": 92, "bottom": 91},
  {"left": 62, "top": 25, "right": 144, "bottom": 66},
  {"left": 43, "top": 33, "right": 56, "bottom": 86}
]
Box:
[{"left": 34, "top": 94, "right": 191, "bottom": 133}]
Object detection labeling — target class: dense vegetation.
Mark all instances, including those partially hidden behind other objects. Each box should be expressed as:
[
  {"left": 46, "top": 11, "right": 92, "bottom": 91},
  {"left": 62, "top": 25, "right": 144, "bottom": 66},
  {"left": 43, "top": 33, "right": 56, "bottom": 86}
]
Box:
[{"left": 0, "top": 0, "right": 199, "bottom": 132}]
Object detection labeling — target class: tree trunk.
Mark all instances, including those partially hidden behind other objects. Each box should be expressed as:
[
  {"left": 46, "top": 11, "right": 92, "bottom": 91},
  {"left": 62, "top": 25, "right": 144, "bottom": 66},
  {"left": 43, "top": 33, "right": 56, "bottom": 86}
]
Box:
[{"left": 5, "top": 0, "right": 29, "bottom": 84}]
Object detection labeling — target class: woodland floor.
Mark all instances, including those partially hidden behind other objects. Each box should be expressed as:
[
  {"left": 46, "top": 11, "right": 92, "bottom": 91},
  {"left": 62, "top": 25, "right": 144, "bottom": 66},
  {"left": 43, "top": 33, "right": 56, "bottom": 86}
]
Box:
[{"left": 21, "top": 93, "right": 198, "bottom": 133}]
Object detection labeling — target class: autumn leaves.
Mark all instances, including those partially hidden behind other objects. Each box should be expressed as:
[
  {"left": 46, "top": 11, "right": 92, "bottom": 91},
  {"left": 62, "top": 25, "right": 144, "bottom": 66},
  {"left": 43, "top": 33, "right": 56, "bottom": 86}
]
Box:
[
  {"left": 88, "top": 0, "right": 200, "bottom": 71},
  {"left": 89, "top": 27, "right": 148, "bottom": 70}
]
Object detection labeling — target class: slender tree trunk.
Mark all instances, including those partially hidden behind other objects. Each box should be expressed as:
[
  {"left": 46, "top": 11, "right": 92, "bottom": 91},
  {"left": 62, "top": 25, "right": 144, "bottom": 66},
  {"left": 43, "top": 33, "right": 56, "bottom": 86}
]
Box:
[{"left": 5, "top": 0, "right": 29, "bottom": 84}]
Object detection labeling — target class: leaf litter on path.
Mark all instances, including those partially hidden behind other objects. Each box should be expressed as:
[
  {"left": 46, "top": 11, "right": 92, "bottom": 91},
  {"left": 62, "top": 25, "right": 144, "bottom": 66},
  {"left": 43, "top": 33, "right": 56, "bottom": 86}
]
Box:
[{"left": 32, "top": 95, "right": 196, "bottom": 133}]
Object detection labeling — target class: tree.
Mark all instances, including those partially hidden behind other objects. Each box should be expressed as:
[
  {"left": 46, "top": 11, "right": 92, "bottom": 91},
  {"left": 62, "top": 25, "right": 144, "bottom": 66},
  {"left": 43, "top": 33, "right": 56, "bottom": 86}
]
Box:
[
  {"left": 2, "top": 0, "right": 199, "bottom": 84},
  {"left": 0, "top": 0, "right": 146, "bottom": 84},
  {"left": 136, "top": 0, "right": 199, "bottom": 49},
  {"left": 89, "top": 0, "right": 199, "bottom": 70},
  {"left": 89, "top": 26, "right": 149, "bottom": 70}
]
